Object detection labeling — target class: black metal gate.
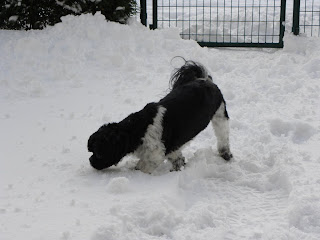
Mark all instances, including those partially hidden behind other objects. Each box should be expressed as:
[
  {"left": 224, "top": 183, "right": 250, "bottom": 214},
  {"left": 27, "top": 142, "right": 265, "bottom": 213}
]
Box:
[
  {"left": 140, "top": 0, "right": 287, "bottom": 48},
  {"left": 292, "top": 0, "right": 320, "bottom": 36}
]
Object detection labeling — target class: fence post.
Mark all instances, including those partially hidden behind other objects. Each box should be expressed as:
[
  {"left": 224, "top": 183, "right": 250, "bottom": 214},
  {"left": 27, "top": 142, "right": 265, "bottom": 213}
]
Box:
[
  {"left": 279, "top": 0, "right": 287, "bottom": 47},
  {"left": 292, "top": 0, "right": 300, "bottom": 35},
  {"left": 150, "top": 0, "right": 158, "bottom": 29},
  {"left": 140, "top": 0, "right": 147, "bottom": 26}
]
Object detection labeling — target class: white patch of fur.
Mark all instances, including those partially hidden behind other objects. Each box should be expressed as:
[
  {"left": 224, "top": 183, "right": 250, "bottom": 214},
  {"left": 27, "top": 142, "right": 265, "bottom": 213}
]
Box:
[
  {"left": 200, "top": 65, "right": 209, "bottom": 79},
  {"left": 166, "top": 149, "right": 182, "bottom": 160},
  {"left": 211, "top": 102, "right": 231, "bottom": 156},
  {"left": 135, "top": 106, "right": 166, "bottom": 173}
]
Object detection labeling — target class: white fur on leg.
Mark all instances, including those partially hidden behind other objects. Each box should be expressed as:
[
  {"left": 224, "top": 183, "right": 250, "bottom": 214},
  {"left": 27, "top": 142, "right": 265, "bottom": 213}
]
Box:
[
  {"left": 167, "top": 149, "right": 186, "bottom": 171},
  {"left": 135, "top": 106, "right": 166, "bottom": 173},
  {"left": 211, "top": 102, "right": 232, "bottom": 160}
]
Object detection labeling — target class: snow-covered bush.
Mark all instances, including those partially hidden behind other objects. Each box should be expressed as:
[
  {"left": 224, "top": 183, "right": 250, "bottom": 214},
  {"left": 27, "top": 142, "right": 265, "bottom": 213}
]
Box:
[
  {"left": 0, "top": 0, "right": 137, "bottom": 30},
  {"left": 85, "top": 0, "right": 137, "bottom": 24}
]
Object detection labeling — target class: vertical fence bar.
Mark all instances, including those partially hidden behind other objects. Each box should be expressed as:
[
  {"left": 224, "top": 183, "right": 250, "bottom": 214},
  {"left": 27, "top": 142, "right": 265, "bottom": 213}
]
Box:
[
  {"left": 161, "top": 0, "right": 164, "bottom": 28},
  {"left": 244, "top": 0, "right": 247, "bottom": 42},
  {"left": 182, "top": 0, "right": 185, "bottom": 37},
  {"left": 202, "top": 0, "right": 205, "bottom": 40},
  {"left": 209, "top": 0, "right": 212, "bottom": 41},
  {"left": 189, "top": 0, "right": 191, "bottom": 40},
  {"left": 272, "top": 0, "right": 276, "bottom": 43},
  {"left": 265, "top": 0, "right": 269, "bottom": 40},
  {"left": 196, "top": 0, "right": 198, "bottom": 40},
  {"left": 169, "top": 0, "right": 171, "bottom": 27},
  {"left": 311, "top": 0, "right": 314, "bottom": 35},
  {"left": 292, "top": 0, "right": 300, "bottom": 35},
  {"left": 230, "top": 0, "right": 233, "bottom": 42},
  {"left": 237, "top": 0, "right": 240, "bottom": 42},
  {"left": 176, "top": 0, "right": 178, "bottom": 27},
  {"left": 150, "top": 0, "right": 158, "bottom": 29},
  {"left": 222, "top": 0, "right": 226, "bottom": 42},
  {"left": 216, "top": 0, "right": 219, "bottom": 42},
  {"left": 140, "top": 0, "right": 147, "bottom": 26},
  {"left": 279, "top": 0, "right": 286, "bottom": 47},
  {"left": 251, "top": 0, "right": 255, "bottom": 43},
  {"left": 304, "top": 0, "right": 306, "bottom": 32},
  {"left": 258, "top": 0, "right": 261, "bottom": 42}
]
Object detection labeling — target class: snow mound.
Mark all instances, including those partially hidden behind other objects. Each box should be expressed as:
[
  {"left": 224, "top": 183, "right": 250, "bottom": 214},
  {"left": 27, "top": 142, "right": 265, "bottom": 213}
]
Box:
[{"left": 107, "top": 177, "right": 130, "bottom": 194}]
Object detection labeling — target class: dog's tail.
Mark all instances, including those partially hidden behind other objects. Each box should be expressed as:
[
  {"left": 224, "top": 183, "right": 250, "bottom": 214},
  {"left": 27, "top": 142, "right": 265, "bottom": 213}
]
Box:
[{"left": 170, "top": 59, "right": 210, "bottom": 89}]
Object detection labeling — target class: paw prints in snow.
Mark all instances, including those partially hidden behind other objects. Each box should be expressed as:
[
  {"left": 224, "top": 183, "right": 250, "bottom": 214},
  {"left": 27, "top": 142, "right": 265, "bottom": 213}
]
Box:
[{"left": 269, "top": 118, "right": 316, "bottom": 144}]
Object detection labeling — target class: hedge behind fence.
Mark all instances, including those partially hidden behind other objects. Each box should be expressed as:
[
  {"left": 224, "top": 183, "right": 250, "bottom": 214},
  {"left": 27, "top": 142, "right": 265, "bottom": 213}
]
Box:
[{"left": 0, "top": 0, "right": 137, "bottom": 30}]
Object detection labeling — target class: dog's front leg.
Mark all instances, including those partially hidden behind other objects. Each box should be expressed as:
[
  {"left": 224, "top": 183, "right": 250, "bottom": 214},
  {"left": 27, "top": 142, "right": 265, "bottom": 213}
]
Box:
[
  {"left": 211, "top": 102, "right": 233, "bottom": 161},
  {"left": 167, "top": 149, "right": 186, "bottom": 171},
  {"left": 134, "top": 106, "right": 167, "bottom": 173},
  {"left": 135, "top": 149, "right": 164, "bottom": 174},
  {"left": 135, "top": 157, "right": 162, "bottom": 174}
]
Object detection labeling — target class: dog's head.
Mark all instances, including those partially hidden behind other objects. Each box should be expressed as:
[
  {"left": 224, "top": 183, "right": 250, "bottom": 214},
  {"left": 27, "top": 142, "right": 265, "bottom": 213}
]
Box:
[{"left": 88, "top": 123, "right": 126, "bottom": 170}]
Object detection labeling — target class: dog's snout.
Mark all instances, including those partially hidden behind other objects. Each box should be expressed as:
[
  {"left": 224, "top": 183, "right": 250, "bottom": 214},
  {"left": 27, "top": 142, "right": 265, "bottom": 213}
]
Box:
[
  {"left": 88, "top": 133, "right": 97, "bottom": 152},
  {"left": 89, "top": 154, "right": 114, "bottom": 170},
  {"left": 89, "top": 155, "right": 105, "bottom": 170},
  {"left": 88, "top": 142, "right": 93, "bottom": 152}
]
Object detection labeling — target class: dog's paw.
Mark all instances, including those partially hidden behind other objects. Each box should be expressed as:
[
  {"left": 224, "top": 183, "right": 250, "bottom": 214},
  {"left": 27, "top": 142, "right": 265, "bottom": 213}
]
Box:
[
  {"left": 220, "top": 152, "right": 233, "bottom": 161},
  {"left": 170, "top": 157, "right": 186, "bottom": 171}
]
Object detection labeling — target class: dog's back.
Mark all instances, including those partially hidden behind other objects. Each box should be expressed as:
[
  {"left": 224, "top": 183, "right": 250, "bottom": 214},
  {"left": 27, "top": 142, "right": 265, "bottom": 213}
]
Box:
[{"left": 159, "top": 61, "right": 227, "bottom": 155}]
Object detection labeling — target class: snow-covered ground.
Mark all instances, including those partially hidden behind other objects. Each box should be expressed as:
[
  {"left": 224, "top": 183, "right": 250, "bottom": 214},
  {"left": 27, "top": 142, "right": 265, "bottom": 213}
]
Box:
[{"left": 1, "top": 12, "right": 320, "bottom": 240}]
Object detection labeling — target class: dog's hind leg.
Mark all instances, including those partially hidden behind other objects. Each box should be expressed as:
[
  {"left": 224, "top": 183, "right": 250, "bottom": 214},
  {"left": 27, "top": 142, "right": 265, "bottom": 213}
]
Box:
[
  {"left": 167, "top": 149, "right": 186, "bottom": 171},
  {"left": 211, "top": 102, "right": 233, "bottom": 161}
]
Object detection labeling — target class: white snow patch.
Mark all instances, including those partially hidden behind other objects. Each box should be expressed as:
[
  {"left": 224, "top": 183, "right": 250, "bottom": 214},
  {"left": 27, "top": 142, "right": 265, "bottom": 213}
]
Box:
[
  {"left": 106, "top": 177, "right": 130, "bottom": 194},
  {"left": 269, "top": 118, "right": 316, "bottom": 143}
]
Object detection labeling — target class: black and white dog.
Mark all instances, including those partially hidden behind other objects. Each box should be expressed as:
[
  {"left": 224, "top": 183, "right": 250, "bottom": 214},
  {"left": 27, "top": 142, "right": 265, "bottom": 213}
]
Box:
[{"left": 88, "top": 60, "right": 232, "bottom": 173}]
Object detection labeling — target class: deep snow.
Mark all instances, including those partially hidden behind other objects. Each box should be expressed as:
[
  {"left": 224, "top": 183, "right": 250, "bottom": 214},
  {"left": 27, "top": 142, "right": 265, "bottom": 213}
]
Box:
[{"left": 0, "top": 12, "right": 320, "bottom": 240}]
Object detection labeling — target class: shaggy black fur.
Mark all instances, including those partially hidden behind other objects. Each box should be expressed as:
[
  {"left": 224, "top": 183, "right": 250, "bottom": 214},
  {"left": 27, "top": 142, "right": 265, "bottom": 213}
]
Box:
[
  {"left": 88, "top": 60, "right": 231, "bottom": 171},
  {"left": 88, "top": 103, "right": 158, "bottom": 170},
  {"left": 160, "top": 77, "right": 227, "bottom": 155}
]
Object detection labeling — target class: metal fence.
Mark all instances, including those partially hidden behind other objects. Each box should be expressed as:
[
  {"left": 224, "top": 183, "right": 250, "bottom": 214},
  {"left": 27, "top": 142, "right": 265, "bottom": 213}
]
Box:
[
  {"left": 293, "top": 0, "right": 320, "bottom": 36},
  {"left": 141, "top": 0, "right": 286, "bottom": 47},
  {"left": 140, "top": 0, "right": 319, "bottom": 47}
]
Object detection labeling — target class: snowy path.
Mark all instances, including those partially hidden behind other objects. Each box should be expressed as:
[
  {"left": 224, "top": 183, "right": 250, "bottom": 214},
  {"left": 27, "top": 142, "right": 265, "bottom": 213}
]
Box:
[{"left": 1, "top": 13, "right": 320, "bottom": 239}]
